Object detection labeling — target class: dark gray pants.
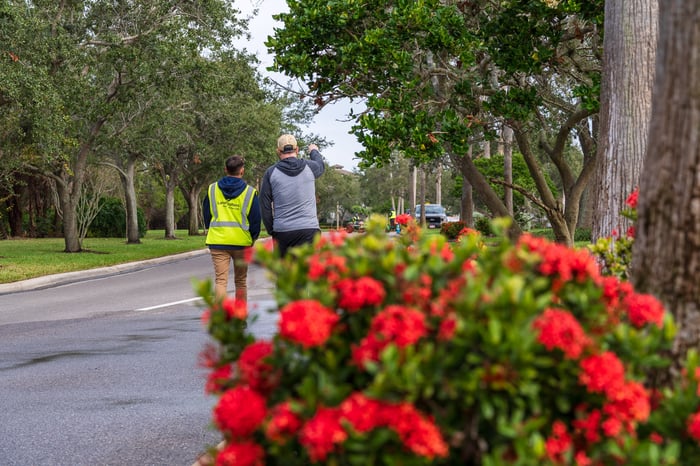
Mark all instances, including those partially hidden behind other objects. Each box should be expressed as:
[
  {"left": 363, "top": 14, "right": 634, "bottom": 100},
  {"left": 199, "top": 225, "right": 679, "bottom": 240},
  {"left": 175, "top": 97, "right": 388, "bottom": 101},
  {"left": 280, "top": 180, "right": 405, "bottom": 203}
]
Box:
[{"left": 274, "top": 229, "right": 320, "bottom": 257}]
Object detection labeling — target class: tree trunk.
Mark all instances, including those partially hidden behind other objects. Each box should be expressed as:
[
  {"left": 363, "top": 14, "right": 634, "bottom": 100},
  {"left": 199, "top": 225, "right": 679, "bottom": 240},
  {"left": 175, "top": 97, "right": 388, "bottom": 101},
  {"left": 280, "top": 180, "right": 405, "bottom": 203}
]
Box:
[
  {"left": 120, "top": 155, "right": 141, "bottom": 244},
  {"left": 461, "top": 146, "right": 475, "bottom": 227},
  {"left": 447, "top": 149, "right": 522, "bottom": 238},
  {"left": 7, "top": 190, "right": 24, "bottom": 237},
  {"left": 180, "top": 185, "right": 203, "bottom": 236},
  {"left": 164, "top": 181, "right": 177, "bottom": 240},
  {"left": 56, "top": 118, "right": 106, "bottom": 252},
  {"left": 503, "top": 125, "right": 514, "bottom": 216},
  {"left": 461, "top": 179, "right": 474, "bottom": 227},
  {"left": 632, "top": 0, "right": 700, "bottom": 369},
  {"left": 56, "top": 177, "right": 82, "bottom": 252},
  {"left": 419, "top": 168, "right": 427, "bottom": 226},
  {"left": 510, "top": 110, "right": 597, "bottom": 247},
  {"left": 592, "top": 0, "right": 657, "bottom": 241}
]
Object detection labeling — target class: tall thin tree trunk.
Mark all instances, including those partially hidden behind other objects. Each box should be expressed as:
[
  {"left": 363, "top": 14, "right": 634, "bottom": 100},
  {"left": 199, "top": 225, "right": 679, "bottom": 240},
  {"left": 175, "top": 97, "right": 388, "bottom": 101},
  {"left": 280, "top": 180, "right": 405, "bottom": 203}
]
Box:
[
  {"left": 592, "top": 0, "right": 658, "bottom": 241},
  {"left": 632, "top": 0, "right": 700, "bottom": 370},
  {"left": 121, "top": 155, "right": 141, "bottom": 244},
  {"left": 419, "top": 168, "right": 427, "bottom": 226},
  {"left": 56, "top": 179, "right": 81, "bottom": 252},
  {"left": 503, "top": 125, "right": 514, "bottom": 216},
  {"left": 180, "top": 185, "right": 203, "bottom": 236},
  {"left": 164, "top": 182, "right": 177, "bottom": 240}
]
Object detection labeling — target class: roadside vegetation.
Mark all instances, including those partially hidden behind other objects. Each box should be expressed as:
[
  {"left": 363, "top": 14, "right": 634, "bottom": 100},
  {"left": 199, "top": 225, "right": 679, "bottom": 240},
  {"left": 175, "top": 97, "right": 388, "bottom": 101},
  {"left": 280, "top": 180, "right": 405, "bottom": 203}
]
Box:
[
  {"left": 0, "top": 230, "right": 207, "bottom": 284},
  {"left": 0, "top": 225, "right": 590, "bottom": 285}
]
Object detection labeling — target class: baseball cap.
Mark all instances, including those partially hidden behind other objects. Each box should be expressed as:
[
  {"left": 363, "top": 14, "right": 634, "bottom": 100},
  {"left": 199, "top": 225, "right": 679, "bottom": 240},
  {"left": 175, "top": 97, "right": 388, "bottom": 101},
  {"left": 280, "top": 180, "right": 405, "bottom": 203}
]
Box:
[{"left": 277, "top": 134, "right": 298, "bottom": 153}]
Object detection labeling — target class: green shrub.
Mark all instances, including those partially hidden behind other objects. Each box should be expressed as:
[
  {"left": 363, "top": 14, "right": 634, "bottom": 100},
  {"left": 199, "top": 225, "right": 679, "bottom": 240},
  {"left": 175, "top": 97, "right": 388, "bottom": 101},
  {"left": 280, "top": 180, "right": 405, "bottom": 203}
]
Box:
[
  {"left": 574, "top": 228, "right": 592, "bottom": 243},
  {"left": 474, "top": 214, "right": 493, "bottom": 236},
  {"left": 440, "top": 220, "right": 467, "bottom": 240},
  {"left": 527, "top": 228, "right": 591, "bottom": 243},
  {"left": 89, "top": 197, "right": 146, "bottom": 238}
]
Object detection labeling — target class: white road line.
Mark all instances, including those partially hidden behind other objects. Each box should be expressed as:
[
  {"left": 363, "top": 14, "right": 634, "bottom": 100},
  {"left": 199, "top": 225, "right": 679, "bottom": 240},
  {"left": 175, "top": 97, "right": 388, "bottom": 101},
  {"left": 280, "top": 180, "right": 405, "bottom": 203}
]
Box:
[{"left": 137, "top": 297, "right": 203, "bottom": 311}]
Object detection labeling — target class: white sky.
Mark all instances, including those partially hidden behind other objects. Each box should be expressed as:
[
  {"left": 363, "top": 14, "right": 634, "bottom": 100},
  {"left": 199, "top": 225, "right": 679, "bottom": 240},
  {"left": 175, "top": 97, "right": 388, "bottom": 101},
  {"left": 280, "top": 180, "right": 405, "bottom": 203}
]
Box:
[{"left": 233, "top": 0, "right": 363, "bottom": 170}]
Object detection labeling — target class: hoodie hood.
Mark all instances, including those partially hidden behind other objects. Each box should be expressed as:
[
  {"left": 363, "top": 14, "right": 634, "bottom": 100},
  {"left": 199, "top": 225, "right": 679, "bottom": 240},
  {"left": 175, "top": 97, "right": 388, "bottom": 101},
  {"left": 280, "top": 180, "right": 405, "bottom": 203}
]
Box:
[
  {"left": 275, "top": 157, "right": 307, "bottom": 177},
  {"left": 217, "top": 176, "right": 248, "bottom": 199}
]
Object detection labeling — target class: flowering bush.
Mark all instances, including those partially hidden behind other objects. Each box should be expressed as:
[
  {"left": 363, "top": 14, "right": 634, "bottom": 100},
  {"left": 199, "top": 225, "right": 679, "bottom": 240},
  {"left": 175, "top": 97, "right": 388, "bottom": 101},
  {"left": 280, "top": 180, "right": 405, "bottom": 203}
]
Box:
[
  {"left": 588, "top": 189, "right": 638, "bottom": 279},
  {"left": 440, "top": 221, "right": 467, "bottom": 240},
  {"left": 197, "top": 214, "right": 700, "bottom": 465}
]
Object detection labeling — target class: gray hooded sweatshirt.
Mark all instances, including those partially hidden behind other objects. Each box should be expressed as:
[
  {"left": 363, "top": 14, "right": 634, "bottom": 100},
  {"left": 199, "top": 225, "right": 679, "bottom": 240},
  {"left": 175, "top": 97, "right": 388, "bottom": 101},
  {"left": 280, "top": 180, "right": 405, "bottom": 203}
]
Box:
[{"left": 259, "top": 149, "right": 325, "bottom": 235}]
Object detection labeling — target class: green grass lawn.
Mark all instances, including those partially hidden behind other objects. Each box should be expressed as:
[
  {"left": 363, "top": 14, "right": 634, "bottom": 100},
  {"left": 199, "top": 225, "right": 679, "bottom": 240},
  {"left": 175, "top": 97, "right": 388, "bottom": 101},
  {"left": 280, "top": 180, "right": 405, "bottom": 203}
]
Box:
[{"left": 0, "top": 230, "right": 208, "bottom": 284}]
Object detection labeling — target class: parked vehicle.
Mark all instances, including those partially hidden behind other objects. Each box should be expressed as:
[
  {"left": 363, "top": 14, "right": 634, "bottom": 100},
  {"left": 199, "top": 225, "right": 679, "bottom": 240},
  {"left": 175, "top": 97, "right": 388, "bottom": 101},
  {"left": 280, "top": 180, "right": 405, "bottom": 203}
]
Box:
[{"left": 414, "top": 204, "right": 447, "bottom": 228}]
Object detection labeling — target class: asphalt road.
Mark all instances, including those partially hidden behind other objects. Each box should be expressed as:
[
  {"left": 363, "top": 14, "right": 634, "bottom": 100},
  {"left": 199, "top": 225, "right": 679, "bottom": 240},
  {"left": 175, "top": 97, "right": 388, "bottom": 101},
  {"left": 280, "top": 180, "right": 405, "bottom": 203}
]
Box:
[{"left": 0, "top": 250, "right": 279, "bottom": 466}]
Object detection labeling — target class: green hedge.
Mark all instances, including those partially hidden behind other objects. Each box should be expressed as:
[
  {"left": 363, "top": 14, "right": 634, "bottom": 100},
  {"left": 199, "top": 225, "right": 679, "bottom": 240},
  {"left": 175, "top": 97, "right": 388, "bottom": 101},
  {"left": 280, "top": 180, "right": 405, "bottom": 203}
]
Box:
[{"left": 89, "top": 197, "right": 147, "bottom": 238}]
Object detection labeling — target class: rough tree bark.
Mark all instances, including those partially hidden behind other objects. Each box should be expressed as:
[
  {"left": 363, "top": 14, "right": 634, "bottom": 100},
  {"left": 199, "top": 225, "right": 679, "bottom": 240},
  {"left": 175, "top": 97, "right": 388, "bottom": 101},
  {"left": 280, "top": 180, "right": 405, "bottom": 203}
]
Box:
[
  {"left": 180, "top": 184, "right": 204, "bottom": 236},
  {"left": 121, "top": 154, "right": 141, "bottom": 244},
  {"left": 632, "top": 0, "right": 700, "bottom": 369},
  {"left": 592, "top": 0, "right": 658, "bottom": 241}
]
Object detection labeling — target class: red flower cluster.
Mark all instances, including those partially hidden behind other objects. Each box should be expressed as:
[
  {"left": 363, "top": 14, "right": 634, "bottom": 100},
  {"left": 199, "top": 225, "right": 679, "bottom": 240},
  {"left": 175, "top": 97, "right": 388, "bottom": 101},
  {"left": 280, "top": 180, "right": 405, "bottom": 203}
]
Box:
[
  {"left": 438, "top": 316, "right": 457, "bottom": 341},
  {"left": 579, "top": 352, "right": 625, "bottom": 394},
  {"left": 314, "top": 393, "right": 449, "bottom": 460},
  {"left": 429, "top": 276, "right": 465, "bottom": 318},
  {"left": 307, "top": 251, "right": 348, "bottom": 282},
  {"left": 238, "top": 341, "right": 276, "bottom": 392},
  {"left": 221, "top": 297, "right": 247, "bottom": 320},
  {"left": 205, "top": 363, "right": 232, "bottom": 394},
  {"left": 299, "top": 407, "right": 348, "bottom": 462},
  {"left": 352, "top": 305, "right": 427, "bottom": 367},
  {"left": 568, "top": 353, "right": 651, "bottom": 450},
  {"left": 573, "top": 408, "right": 602, "bottom": 443},
  {"left": 334, "top": 276, "right": 386, "bottom": 312},
  {"left": 687, "top": 410, "right": 700, "bottom": 442},
  {"left": 517, "top": 234, "right": 601, "bottom": 291},
  {"left": 396, "top": 213, "right": 412, "bottom": 225},
  {"left": 623, "top": 292, "right": 664, "bottom": 328},
  {"left": 601, "top": 380, "right": 650, "bottom": 435},
  {"left": 625, "top": 188, "right": 639, "bottom": 209},
  {"left": 213, "top": 386, "right": 267, "bottom": 437},
  {"left": 533, "top": 308, "right": 591, "bottom": 359},
  {"left": 339, "top": 392, "right": 384, "bottom": 433},
  {"left": 215, "top": 441, "right": 264, "bottom": 466},
  {"left": 429, "top": 238, "right": 455, "bottom": 262},
  {"left": 279, "top": 300, "right": 340, "bottom": 348},
  {"left": 545, "top": 420, "right": 572, "bottom": 464},
  {"left": 458, "top": 227, "right": 479, "bottom": 239},
  {"left": 600, "top": 276, "right": 634, "bottom": 324},
  {"left": 600, "top": 276, "right": 665, "bottom": 329},
  {"left": 316, "top": 230, "right": 348, "bottom": 248},
  {"left": 265, "top": 402, "right": 302, "bottom": 443},
  {"left": 389, "top": 402, "right": 449, "bottom": 459},
  {"left": 401, "top": 273, "right": 433, "bottom": 310}
]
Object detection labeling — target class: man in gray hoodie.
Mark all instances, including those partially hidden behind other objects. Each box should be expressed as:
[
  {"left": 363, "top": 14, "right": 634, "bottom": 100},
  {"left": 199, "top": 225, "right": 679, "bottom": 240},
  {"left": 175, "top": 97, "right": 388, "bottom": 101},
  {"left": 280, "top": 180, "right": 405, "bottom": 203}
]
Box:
[{"left": 260, "top": 134, "right": 326, "bottom": 257}]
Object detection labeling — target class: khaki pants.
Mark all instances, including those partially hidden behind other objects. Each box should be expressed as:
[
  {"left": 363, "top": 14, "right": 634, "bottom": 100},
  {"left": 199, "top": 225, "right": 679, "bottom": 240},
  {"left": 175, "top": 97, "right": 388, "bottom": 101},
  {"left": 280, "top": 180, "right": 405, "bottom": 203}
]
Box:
[{"left": 209, "top": 249, "right": 248, "bottom": 301}]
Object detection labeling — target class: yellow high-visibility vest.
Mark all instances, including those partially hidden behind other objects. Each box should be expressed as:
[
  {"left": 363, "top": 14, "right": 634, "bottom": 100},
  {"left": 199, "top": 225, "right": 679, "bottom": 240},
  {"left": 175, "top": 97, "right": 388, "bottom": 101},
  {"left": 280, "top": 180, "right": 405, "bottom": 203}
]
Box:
[{"left": 205, "top": 183, "right": 256, "bottom": 246}]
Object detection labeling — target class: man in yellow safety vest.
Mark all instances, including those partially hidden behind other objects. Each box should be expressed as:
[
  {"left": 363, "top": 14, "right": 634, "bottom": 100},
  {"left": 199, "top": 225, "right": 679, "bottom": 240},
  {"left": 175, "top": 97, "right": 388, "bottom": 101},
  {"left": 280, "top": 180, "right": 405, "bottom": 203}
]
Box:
[{"left": 203, "top": 155, "right": 261, "bottom": 301}]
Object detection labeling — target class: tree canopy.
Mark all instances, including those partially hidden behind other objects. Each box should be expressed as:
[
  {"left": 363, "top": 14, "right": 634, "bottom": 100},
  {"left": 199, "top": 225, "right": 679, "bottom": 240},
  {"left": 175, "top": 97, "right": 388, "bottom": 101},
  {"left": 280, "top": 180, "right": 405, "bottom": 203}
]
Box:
[
  {"left": 268, "top": 0, "right": 604, "bottom": 244},
  {"left": 0, "top": 1, "right": 294, "bottom": 246}
]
